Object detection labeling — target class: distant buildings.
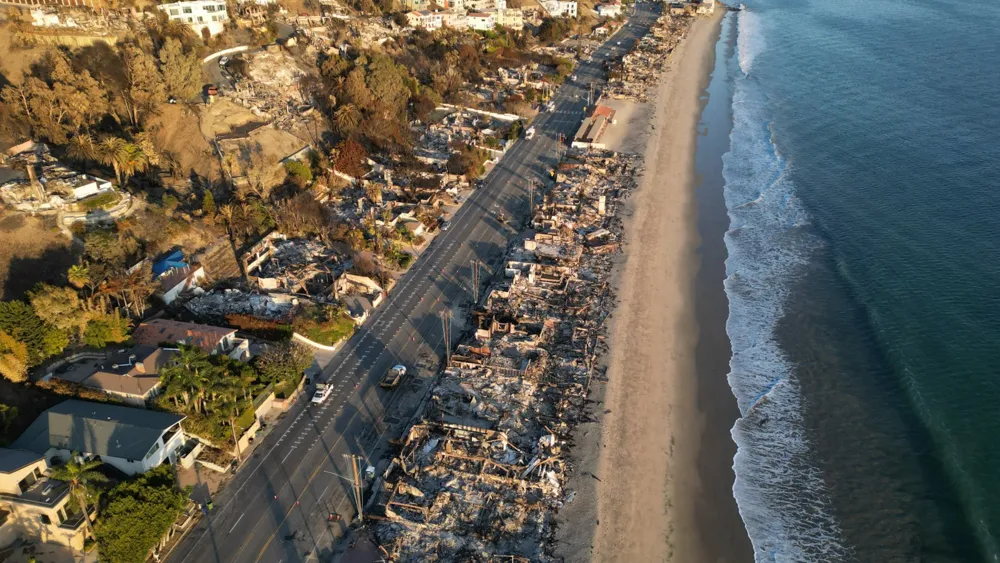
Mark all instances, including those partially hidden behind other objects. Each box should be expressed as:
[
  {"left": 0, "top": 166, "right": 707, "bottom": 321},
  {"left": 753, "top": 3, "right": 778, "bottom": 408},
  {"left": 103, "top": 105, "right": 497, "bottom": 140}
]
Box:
[
  {"left": 495, "top": 8, "right": 524, "bottom": 29},
  {"left": 540, "top": 0, "right": 577, "bottom": 17},
  {"left": 407, "top": 9, "right": 443, "bottom": 30},
  {"left": 467, "top": 11, "right": 496, "bottom": 30},
  {"left": 12, "top": 400, "right": 187, "bottom": 476},
  {"left": 595, "top": 0, "right": 623, "bottom": 18},
  {"left": 405, "top": 0, "right": 527, "bottom": 31},
  {"left": 157, "top": 0, "right": 230, "bottom": 37}
]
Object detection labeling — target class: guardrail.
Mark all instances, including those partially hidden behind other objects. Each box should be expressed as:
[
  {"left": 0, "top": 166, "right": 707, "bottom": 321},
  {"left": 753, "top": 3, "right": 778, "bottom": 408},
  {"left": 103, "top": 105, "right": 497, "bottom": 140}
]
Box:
[{"left": 202, "top": 45, "right": 249, "bottom": 64}]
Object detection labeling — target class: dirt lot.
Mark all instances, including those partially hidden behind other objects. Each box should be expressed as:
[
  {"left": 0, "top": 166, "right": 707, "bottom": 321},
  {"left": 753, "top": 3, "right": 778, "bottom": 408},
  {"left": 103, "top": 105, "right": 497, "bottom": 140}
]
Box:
[
  {"left": 0, "top": 213, "right": 78, "bottom": 300},
  {"left": 148, "top": 103, "right": 223, "bottom": 186}
]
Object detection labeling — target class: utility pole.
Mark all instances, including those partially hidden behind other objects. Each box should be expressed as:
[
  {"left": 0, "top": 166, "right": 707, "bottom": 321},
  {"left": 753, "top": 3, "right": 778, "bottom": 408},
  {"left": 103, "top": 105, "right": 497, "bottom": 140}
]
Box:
[
  {"left": 588, "top": 81, "right": 595, "bottom": 106},
  {"left": 440, "top": 309, "right": 452, "bottom": 365},
  {"left": 472, "top": 259, "right": 480, "bottom": 305},
  {"left": 343, "top": 454, "right": 364, "bottom": 523},
  {"left": 528, "top": 179, "right": 535, "bottom": 221}
]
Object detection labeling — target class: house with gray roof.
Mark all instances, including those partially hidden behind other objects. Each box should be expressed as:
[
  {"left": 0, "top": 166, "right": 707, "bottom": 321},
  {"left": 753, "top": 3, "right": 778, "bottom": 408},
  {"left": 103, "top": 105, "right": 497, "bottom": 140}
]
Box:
[{"left": 12, "top": 400, "right": 186, "bottom": 476}]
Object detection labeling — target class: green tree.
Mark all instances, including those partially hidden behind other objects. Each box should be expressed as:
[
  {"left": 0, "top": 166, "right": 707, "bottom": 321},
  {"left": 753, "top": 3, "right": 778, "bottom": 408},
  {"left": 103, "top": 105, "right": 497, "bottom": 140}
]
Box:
[
  {"left": 83, "top": 310, "right": 130, "bottom": 348},
  {"left": 284, "top": 160, "right": 313, "bottom": 185},
  {"left": 253, "top": 341, "right": 312, "bottom": 386},
  {"left": 201, "top": 189, "right": 216, "bottom": 218},
  {"left": 95, "top": 465, "right": 187, "bottom": 563},
  {"left": 0, "top": 330, "right": 29, "bottom": 383},
  {"left": 120, "top": 44, "right": 166, "bottom": 127},
  {"left": 84, "top": 229, "right": 129, "bottom": 268},
  {"left": 159, "top": 346, "right": 213, "bottom": 413},
  {"left": 0, "top": 404, "right": 17, "bottom": 436},
  {"left": 159, "top": 38, "right": 202, "bottom": 100},
  {"left": 27, "top": 283, "right": 89, "bottom": 339},
  {"left": 50, "top": 456, "right": 108, "bottom": 557},
  {"left": 0, "top": 51, "right": 108, "bottom": 144},
  {"left": 342, "top": 67, "right": 373, "bottom": 111},
  {"left": 0, "top": 301, "right": 67, "bottom": 366}
]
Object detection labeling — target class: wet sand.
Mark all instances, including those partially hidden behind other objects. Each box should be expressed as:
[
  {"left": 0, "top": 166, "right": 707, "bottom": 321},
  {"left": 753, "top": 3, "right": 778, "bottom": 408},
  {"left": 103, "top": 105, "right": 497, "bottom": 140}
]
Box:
[{"left": 555, "top": 9, "right": 752, "bottom": 563}]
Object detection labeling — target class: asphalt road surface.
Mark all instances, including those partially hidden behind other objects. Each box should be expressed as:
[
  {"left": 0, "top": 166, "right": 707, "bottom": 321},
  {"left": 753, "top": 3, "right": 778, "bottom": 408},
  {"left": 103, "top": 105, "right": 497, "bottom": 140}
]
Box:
[{"left": 169, "top": 5, "right": 660, "bottom": 562}]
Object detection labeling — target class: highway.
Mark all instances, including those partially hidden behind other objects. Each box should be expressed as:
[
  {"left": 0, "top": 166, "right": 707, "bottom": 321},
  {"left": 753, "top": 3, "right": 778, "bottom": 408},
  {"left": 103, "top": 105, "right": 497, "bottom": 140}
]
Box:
[{"left": 168, "top": 5, "right": 660, "bottom": 562}]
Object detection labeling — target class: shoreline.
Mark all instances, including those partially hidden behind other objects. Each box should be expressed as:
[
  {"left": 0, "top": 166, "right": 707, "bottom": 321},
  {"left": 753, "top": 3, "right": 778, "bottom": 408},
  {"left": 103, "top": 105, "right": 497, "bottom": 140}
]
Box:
[{"left": 555, "top": 9, "right": 751, "bottom": 562}]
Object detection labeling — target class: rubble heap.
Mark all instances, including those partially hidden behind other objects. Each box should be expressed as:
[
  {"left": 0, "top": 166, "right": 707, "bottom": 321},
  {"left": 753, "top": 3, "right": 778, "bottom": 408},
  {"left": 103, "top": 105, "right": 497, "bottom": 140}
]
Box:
[
  {"left": 607, "top": 14, "right": 692, "bottom": 102},
  {"left": 371, "top": 149, "right": 641, "bottom": 561}
]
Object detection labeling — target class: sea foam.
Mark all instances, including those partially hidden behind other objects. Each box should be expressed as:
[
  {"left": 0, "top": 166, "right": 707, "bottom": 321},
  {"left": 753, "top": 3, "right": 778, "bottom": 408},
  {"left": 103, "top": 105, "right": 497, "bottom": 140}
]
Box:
[{"left": 724, "top": 8, "right": 854, "bottom": 562}]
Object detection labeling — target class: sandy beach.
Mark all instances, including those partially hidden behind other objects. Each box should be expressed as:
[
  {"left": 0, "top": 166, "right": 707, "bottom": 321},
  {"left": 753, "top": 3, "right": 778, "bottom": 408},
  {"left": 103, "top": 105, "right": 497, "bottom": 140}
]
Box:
[{"left": 556, "top": 9, "right": 751, "bottom": 562}]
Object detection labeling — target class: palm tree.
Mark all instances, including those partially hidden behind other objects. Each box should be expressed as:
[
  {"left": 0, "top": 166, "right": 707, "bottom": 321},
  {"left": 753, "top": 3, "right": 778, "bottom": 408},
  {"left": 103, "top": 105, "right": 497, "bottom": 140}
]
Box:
[
  {"left": 67, "top": 264, "right": 90, "bottom": 290},
  {"left": 94, "top": 136, "right": 128, "bottom": 187},
  {"left": 161, "top": 347, "right": 213, "bottom": 413},
  {"left": 216, "top": 389, "right": 244, "bottom": 462},
  {"left": 334, "top": 103, "right": 362, "bottom": 134},
  {"left": 49, "top": 456, "right": 108, "bottom": 561},
  {"left": 67, "top": 134, "right": 96, "bottom": 166}
]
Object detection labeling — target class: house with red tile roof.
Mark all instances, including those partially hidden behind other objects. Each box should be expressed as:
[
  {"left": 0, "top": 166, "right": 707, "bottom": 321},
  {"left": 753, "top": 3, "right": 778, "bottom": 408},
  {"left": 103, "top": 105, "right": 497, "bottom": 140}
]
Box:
[{"left": 132, "top": 319, "right": 250, "bottom": 361}]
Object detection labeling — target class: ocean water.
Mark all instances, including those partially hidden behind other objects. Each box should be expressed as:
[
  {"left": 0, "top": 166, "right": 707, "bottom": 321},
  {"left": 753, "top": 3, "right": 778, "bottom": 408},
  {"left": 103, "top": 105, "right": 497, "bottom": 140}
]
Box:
[{"left": 721, "top": 0, "right": 1000, "bottom": 561}]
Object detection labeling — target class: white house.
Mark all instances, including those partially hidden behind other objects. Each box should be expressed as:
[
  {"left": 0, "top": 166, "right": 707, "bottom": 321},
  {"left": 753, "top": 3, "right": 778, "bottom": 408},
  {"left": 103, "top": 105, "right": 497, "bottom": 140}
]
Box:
[
  {"left": 406, "top": 9, "right": 443, "bottom": 30},
  {"left": 467, "top": 11, "right": 496, "bottom": 30},
  {"left": 157, "top": 0, "right": 230, "bottom": 37},
  {"left": 595, "top": 1, "right": 622, "bottom": 17},
  {"left": 12, "top": 400, "right": 187, "bottom": 476},
  {"left": 696, "top": 0, "right": 715, "bottom": 14},
  {"left": 441, "top": 9, "right": 468, "bottom": 28},
  {"left": 156, "top": 264, "right": 207, "bottom": 305},
  {"left": 541, "top": 0, "right": 577, "bottom": 17}
]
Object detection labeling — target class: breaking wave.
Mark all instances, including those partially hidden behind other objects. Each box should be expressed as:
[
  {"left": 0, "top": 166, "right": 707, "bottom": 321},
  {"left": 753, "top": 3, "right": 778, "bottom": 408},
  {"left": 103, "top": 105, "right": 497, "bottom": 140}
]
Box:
[{"left": 723, "top": 10, "right": 855, "bottom": 562}]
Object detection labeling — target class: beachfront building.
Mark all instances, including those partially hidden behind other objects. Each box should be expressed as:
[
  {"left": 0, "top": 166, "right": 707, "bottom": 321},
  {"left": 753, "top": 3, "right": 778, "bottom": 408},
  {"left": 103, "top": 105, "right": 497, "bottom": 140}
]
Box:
[
  {"left": 12, "top": 400, "right": 187, "bottom": 476},
  {"left": 572, "top": 105, "right": 616, "bottom": 149},
  {"left": 157, "top": 0, "right": 230, "bottom": 37},
  {"left": 406, "top": 9, "right": 443, "bottom": 29},
  {"left": 540, "top": 0, "right": 577, "bottom": 17},
  {"left": 695, "top": 0, "right": 715, "bottom": 14},
  {"left": 0, "top": 449, "right": 92, "bottom": 551},
  {"left": 467, "top": 11, "right": 496, "bottom": 30}
]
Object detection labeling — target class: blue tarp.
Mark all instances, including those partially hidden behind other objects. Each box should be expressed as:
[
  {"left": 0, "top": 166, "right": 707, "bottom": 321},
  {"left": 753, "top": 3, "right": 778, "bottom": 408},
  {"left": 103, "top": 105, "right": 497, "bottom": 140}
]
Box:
[{"left": 152, "top": 249, "right": 187, "bottom": 278}]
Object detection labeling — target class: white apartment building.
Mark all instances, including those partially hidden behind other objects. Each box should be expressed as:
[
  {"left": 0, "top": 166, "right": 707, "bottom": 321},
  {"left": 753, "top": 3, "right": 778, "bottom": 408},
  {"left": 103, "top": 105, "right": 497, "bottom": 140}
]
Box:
[
  {"left": 541, "top": 0, "right": 577, "bottom": 17},
  {"left": 495, "top": 8, "right": 524, "bottom": 29},
  {"left": 157, "top": 0, "right": 229, "bottom": 37},
  {"left": 467, "top": 11, "right": 495, "bottom": 30},
  {"left": 406, "top": 9, "right": 443, "bottom": 29}
]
